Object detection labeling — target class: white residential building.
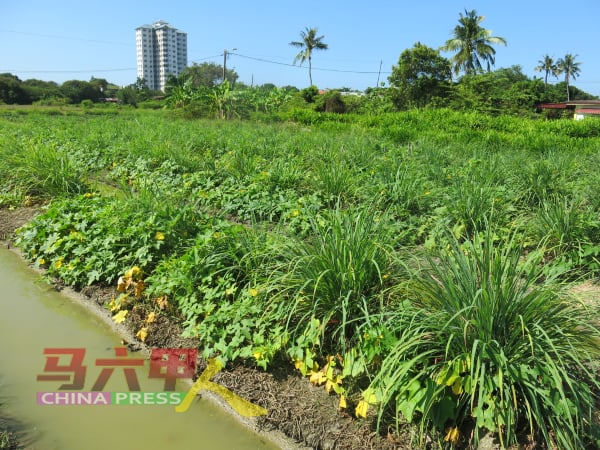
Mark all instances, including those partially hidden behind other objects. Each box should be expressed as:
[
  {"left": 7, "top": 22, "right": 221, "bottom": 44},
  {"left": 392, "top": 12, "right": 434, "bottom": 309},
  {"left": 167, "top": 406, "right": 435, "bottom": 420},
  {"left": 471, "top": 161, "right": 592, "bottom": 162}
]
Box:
[{"left": 136, "top": 20, "right": 187, "bottom": 92}]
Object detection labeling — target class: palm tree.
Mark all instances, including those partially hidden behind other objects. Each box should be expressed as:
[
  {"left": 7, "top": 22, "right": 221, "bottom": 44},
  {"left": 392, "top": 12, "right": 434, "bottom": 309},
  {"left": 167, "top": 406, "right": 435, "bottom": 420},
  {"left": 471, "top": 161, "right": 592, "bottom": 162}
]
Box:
[
  {"left": 290, "top": 27, "right": 328, "bottom": 86},
  {"left": 440, "top": 9, "right": 507, "bottom": 77},
  {"left": 557, "top": 53, "right": 582, "bottom": 101},
  {"left": 534, "top": 54, "right": 559, "bottom": 88}
]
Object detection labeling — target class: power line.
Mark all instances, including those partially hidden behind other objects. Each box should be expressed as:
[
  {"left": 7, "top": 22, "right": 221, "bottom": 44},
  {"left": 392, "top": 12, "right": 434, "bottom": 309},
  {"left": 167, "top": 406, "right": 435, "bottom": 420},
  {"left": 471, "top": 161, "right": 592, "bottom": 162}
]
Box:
[
  {"left": 3, "top": 50, "right": 396, "bottom": 82},
  {"left": 230, "top": 53, "right": 297, "bottom": 68},
  {"left": 189, "top": 54, "right": 224, "bottom": 64},
  {"left": 230, "top": 52, "right": 392, "bottom": 75}
]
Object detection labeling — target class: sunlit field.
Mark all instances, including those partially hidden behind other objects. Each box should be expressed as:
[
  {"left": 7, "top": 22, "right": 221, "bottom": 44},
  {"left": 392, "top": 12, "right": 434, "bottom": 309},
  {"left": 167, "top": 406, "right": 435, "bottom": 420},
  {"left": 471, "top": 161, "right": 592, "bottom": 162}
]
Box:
[{"left": 2, "top": 108, "right": 600, "bottom": 448}]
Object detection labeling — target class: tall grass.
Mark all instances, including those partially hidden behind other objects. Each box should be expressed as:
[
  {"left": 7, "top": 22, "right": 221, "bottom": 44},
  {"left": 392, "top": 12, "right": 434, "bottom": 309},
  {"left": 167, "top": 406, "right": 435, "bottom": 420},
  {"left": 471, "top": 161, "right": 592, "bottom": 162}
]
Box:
[
  {"left": 312, "top": 152, "right": 357, "bottom": 204},
  {"left": 0, "top": 137, "right": 87, "bottom": 198},
  {"left": 444, "top": 175, "right": 499, "bottom": 238},
  {"left": 371, "top": 228, "right": 600, "bottom": 448},
  {"left": 376, "top": 164, "right": 424, "bottom": 215},
  {"left": 4, "top": 109, "right": 600, "bottom": 448},
  {"left": 531, "top": 195, "right": 600, "bottom": 276},
  {"left": 274, "top": 206, "right": 400, "bottom": 354}
]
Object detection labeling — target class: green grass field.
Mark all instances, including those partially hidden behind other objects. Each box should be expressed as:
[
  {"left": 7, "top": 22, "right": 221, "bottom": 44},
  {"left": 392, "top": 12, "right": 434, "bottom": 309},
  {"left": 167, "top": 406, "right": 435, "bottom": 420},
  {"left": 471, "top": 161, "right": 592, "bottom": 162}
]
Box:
[{"left": 2, "top": 107, "right": 599, "bottom": 448}]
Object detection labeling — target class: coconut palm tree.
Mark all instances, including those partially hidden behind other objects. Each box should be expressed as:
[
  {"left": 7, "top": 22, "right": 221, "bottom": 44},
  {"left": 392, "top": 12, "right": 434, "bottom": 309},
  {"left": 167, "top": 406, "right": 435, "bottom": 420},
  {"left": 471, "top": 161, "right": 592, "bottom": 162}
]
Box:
[
  {"left": 290, "top": 27, "right": 328, "bottom": 86},
  {"left": 534, "top": 54, "right": 559, "bottom": 88},
  {"left": 441, "top": 9, "right": 507, "bottom": 77},
  {"left": 557, "top": 53, "right": 582, "bottom": 101}
]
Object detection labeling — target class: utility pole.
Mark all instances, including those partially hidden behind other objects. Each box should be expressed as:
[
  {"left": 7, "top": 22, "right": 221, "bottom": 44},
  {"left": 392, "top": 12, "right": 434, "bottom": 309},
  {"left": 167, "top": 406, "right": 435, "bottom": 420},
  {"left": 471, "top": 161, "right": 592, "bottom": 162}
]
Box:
[
  {"left": 222, "top": 48, "right": 237, "bottom": 83},
  {"left": 376, "top": 60, "right": 383, "bottom": 87}
]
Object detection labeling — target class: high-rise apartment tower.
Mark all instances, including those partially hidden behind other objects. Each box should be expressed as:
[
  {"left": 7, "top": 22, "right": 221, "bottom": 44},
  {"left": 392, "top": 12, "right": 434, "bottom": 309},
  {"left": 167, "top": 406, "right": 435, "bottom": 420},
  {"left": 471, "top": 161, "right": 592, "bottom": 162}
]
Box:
[{"left": 136, "top": 20, "right": 187, "bottom": 92}]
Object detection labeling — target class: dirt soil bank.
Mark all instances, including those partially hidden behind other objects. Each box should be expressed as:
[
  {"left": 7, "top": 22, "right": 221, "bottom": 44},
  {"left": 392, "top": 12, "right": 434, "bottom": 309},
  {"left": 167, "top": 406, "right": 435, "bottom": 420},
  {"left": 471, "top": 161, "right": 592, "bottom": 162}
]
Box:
[{"left": 0, "top": 207, "right": 402, "bottom": 450}]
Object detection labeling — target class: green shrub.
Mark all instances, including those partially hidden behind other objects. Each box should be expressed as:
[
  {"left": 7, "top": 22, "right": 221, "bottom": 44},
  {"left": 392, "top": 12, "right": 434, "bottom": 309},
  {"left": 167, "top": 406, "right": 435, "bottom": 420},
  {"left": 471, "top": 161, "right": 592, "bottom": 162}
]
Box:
[
  {"left": 370, "top": 228, "right": 600, "bottom": 449},
  {"left": 146, "top": 222, "right": 287, "bottom": 366},
  {"left": 531, "top": 196, "right": 600, "bottom": 277},
  {"left": 274, "top": 207, "right": 402, "bottom": 358},
  {"left": 15, "top": 192, "right": 201, "bottom": 286},
  {"left": 300, "top": 85, "right": 319, "bottom": 103},
  {"left": 0, "top": 137, "right": 88, "bottom": 198},
  {"left": 315, "top": 91, "right": 347, "bottom": 113}
]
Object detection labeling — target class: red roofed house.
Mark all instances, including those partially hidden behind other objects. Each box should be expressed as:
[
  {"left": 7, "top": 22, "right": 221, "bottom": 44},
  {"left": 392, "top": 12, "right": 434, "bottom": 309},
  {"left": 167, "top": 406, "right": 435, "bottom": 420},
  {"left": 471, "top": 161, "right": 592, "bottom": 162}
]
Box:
[{"left": 536, "top": 100, "right": 600, "bottom": 120}]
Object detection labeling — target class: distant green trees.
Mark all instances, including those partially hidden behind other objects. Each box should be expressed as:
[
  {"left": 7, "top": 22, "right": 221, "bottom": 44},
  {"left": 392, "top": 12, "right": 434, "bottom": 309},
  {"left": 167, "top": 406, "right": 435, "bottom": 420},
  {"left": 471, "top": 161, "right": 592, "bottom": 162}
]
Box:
[
  {"left": 385, "top": 49, "right": 593, "bottom": 115},
  {"left": 557, "top": 53, "right": 582, "bottom": 101},
  {"left": 534, "top": 53, "right": 583, "bottom": 101},
  {"left": 117, "top": 78, "right": 157, "bottom": 107},
  {"left": 450, "top": 66, "right": 548, "bottom": 115},
  {"left": 0, "top": 73, "right": 29, "bottom": 104},
  {"left": 290, "top": 27, "right": 329, "bottom": 86},
  {"left": 60, "top": 80, "right": 103, "bottom": 104},
  {"left": 0, "top": 74, "right": 119, "bottom": 105},
  {"left": 388, "top": 42, "right": 452, "bottom": 109},
  {"left": 441, "top": 9, "right": 507, "bottom": 76},
  {"left": 178, "top": 62, "right": 238, "bottom": 88},
  {"left": 535, "top": 55, "right": 559, "bottom": 88},
  {"left": 0, "top": 7, "right": 593, "bottom": 119},
  {"left": 21, "top": 78, "right": 61, "bottom": 102},
  {"left": 384, "top": 37, "right": 590, "bottom": 115}
]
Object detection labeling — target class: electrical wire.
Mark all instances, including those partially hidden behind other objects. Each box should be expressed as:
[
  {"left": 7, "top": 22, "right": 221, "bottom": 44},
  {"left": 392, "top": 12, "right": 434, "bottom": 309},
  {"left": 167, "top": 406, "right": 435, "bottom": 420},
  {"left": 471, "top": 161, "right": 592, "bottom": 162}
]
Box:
[
  {"left": 189, "top": 54, "right": 224, "bottom": 64},
  {"left": 230, "top": 52, "right": 392, "bottom": 75}
]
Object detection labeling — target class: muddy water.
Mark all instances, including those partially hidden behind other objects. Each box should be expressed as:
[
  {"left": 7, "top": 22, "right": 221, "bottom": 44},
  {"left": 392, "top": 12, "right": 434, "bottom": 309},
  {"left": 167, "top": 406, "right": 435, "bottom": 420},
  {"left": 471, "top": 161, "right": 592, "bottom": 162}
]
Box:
[{"left": 0, "top": 248, "right": 279, "bottom": 450}]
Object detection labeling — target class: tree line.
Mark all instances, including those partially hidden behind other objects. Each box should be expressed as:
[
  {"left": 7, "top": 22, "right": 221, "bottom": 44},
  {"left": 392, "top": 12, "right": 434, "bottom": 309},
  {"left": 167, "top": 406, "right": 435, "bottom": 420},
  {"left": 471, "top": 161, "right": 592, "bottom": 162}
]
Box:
[{"left": 0, "top": 9, "right": 595, "bottom": 117}]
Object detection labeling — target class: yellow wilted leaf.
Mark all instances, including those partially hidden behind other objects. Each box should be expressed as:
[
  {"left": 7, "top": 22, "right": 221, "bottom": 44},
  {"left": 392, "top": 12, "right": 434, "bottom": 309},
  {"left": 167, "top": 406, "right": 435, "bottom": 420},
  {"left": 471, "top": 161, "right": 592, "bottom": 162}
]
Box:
[
  {"left": 134, "top": 280, "right": 146, "bottom": 297},
  {"left": 444, "top": 426, "right": 460, "bottom": 445},
  {"left": 325, "top": 376, "right": 342, "bottom": 394},
  {"left": 112, "top": 310, "right": 128, "bottom": 324},
  {"left": 125, "top": 266, "right": 141, "bottom": 280},
  {"left": 116, "top": 276, "right": 128, "bottom": 292},
  {"left": 364, "top": 390, "right": 378, "bottom": 405},
  {"left": 308, "top": 370, "right": 327, "bottom": 386},
  {"left": 108, "top": 297, "right": 120, "bottom": 312},
  {"left": 355, "top": 400, "right": 369, "bottom": 418},
  {"left": 136, "top": 327, "right": 148, "bottom": 342},
  {"left": 155, "top": 296, "right": 169, "bottom": 310},
  {"left": 338, "top": 395, "right": 347, "bottom": 409},
  {"left": 145, "top": 311, "right": 157, "bottom": 324}
]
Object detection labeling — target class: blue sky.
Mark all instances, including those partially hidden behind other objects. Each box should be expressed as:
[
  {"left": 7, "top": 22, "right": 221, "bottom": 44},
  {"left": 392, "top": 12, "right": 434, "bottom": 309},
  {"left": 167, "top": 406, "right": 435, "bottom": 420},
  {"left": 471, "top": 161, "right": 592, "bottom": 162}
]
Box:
[{"left": 2, "top": 1, "right": 599, "bottom": 96}]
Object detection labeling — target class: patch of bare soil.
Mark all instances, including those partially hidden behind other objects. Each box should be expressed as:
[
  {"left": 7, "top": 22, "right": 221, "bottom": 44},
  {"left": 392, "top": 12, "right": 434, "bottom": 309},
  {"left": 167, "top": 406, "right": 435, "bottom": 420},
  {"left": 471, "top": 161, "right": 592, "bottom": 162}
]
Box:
[
  {"left": 570, "top": 280, "right": 600, "bottom": 305},
  {"left": 0, "top": 206, "right": 42, "bottom": 241}
]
